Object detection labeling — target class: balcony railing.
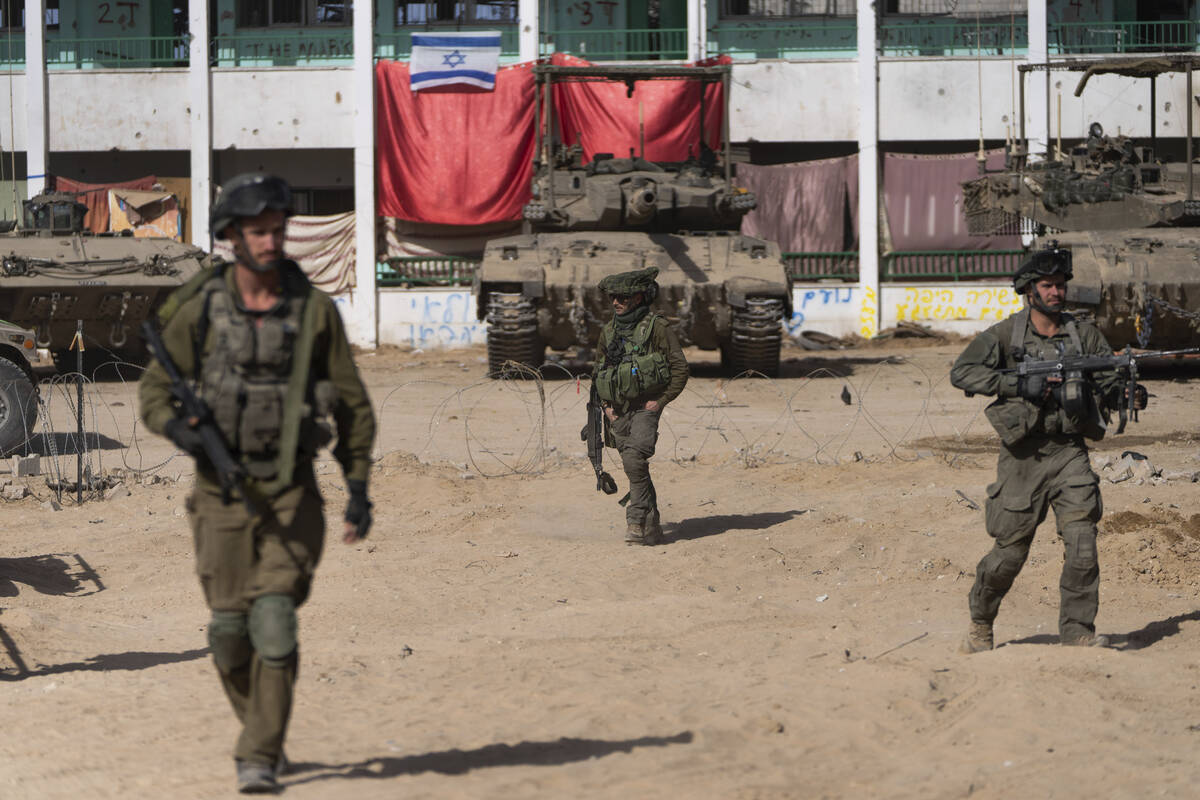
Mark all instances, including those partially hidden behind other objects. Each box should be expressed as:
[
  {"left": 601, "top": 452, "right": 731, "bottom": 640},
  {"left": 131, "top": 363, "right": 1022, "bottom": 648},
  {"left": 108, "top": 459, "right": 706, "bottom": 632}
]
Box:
[
  {"left": 540, "top": 28, "right": 687, "bottom": 60},
  {"left": 374, "top": 27, "right": 520, "bottom": 60},
  {"left": 785, "top": 251, "right": 860, "bottom": 281},
  {"left": 1051, "top": 20, "right": 1198, "bottom": 54},
  {"left": 879, "top": 19, "right": 1028, "bottom": 57},
  {"left": 212, "top": 31, "right": 354, "bottom": 66},
  {"left": 377, "top": 256, "right": 479, "bottom": 288},
  {"left": 712, "top": 21, "right": 857, "bottom": 58},
  {"left": 883, "top": 250, "right": 1023, "bottom": 281},
  {"left": 46, "top": 36, "right": 187, "bottom": 68}
]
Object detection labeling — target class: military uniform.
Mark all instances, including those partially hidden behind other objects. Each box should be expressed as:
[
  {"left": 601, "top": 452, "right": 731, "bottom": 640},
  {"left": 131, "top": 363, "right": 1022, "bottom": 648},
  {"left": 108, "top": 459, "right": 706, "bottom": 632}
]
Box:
[
  {"left": 593, "top": 268, "right": 689, "bottom": 544},
  {"left": 950, "top": 308, "right": 1120, "bottom": 645},
  {"left": 139, "top": 259, "right": 375, "bottom": 773}
]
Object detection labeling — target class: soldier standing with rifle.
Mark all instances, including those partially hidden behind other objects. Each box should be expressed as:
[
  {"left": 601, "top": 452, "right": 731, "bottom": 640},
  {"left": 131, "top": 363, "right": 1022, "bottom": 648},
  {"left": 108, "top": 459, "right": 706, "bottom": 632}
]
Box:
[
  {"left": 138, "top": 174, "right": 375, "bottom": 793},
  {"left": 593, "top": 267, "right": 688, "bottom": 545},
  {"left": 950, "top": 243, "right": 1147, "bottom": 654}
]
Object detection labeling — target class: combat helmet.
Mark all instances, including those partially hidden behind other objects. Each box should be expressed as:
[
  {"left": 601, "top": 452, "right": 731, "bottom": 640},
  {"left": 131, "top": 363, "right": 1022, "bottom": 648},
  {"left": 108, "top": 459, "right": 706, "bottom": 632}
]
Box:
[
  {"left": 1012, "top": 241, "right": 1072, "bottom": 293},
  {"left": 210, "top": 174, "right": 293, "bottom": 240},
  {"left": 599, "top": 267, "right": 660, "bottom": 303}
]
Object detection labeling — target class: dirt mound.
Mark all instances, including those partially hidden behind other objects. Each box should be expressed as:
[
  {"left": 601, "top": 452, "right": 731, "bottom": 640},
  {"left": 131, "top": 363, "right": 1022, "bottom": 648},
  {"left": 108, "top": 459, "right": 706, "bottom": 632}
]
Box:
[{"left": 1101, "top": 507, "right": 1200, "bottom": 586}]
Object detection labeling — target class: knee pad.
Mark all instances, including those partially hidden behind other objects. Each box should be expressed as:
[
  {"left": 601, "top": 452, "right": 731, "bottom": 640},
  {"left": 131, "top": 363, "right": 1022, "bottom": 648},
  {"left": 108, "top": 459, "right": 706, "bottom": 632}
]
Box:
[
  {"left": 248, "top": 594, "right": 298, "bottom": 668},
  {"left": 1061, "top": 522, "right": 1098, "bottom": 568},
  {"left": 208, "top": 611, "right": 251, "bottom": 673}
]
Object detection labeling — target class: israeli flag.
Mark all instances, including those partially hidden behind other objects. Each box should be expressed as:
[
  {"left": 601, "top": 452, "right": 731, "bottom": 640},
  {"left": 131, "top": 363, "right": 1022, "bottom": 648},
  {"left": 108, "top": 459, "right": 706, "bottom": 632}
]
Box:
[{"left": 410, "top": 31, "right": 501, "bottom": 91}]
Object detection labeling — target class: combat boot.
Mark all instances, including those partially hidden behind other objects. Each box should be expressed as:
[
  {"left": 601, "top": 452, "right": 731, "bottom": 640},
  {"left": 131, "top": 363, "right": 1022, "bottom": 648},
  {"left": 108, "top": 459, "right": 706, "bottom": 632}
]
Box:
[
  {"left": 643, "top": 521, "right": 664, "bottom": 546},
  {"left": 236, "top": 760, "right": 278, "bottom": 794},
  {"left": 959, "top": 621, "right": 994, "bottom": 654},
  {"left": 625, "top": 522, "right": 647, "bottom": 545},
  {"left": 1061, "top": 632, "right": 1110, "bottom": 648}
]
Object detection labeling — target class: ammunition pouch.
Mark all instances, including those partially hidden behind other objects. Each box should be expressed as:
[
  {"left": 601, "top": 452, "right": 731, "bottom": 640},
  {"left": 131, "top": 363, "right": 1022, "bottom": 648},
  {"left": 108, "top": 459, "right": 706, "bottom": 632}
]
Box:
[
  {"left": 594, "top": 313, "right": 672, "bottom": 406},
  {"left": 984, "top": 399, "right": 1039, "bottom": 447}
]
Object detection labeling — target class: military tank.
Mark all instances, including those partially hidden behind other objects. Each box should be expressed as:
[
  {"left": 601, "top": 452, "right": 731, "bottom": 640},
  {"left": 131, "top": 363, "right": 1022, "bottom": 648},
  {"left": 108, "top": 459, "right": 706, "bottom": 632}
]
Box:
[
  {"left": 0, "top": 190, "right": 206, "bottom": 371},
  {"left": 963, "top": 56, "right": 1200, "bottom": 348},
  {"left": 476, "top": 63, "right": 793, "bottom": 376}
]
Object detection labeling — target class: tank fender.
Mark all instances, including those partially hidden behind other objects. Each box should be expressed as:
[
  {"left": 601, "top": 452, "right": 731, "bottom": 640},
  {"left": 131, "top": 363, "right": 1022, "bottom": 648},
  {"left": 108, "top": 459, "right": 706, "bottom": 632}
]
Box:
[{"left": 724, "top": 277, "right": 792, "bottom": 311}]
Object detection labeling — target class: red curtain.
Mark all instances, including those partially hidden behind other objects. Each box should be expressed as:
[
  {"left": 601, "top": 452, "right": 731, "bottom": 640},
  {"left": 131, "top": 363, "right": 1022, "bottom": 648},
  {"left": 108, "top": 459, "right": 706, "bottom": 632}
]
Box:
[
  {"left": 54, "top": 175, "right": 157, "bottom": 233},
  {"left": 551, "top": 53, "right": 726, "bottom": 163},
  {"left": 375, "top": 60, "right": 537, "bottom": 224},
  {"left": 738, "top": 156, "right": 859, "bottom": 253}
]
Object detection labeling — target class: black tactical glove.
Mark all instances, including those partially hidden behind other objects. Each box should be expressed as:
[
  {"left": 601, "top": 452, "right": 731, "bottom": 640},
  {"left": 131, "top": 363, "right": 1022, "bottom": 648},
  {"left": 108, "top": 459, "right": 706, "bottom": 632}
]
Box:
[
  {"left": 1016, "top": 373, "right": 1048, "bottom": 402},
  {"left": 1127, "top": 382, "right": 1148, "bottom": 411},
  {"left": 164, "top": 417, "right": 204, "bottom": 457},
  {"left": 345, "top": 479, "right": 373, "bottom": 539}
]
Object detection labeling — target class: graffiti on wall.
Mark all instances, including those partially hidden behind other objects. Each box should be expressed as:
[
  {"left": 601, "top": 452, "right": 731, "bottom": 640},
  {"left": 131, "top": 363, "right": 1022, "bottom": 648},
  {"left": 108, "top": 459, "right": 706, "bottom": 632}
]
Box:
[
  {"left": 859, "top": 285, "right": 878, "bottom": 338},
  {"left": 787, "top": 286, "right": 856, "bottom": 336},
  {"left": 399, "top": 291, "right": 485, "bottom": 347},
  {"left": 893, "top": 286, "right": 1022, "bottom": 323}
]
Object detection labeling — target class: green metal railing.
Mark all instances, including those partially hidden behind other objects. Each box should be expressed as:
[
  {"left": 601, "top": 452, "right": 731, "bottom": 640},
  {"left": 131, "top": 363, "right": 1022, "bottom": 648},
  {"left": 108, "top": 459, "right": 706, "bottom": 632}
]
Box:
[
  {"left": 212, "top": 31, "right": 355, "bottom": 66},
  {"left": 879, "top": 20, "right": 1028, "bottom": 56},
  {"left": 1051, "top": 20, "right": 1197, "bottom": 54},
  {"left": 711, "top": 21, "right": 857, "bottom": 58},
  {"left": 540, "top": 28, "right": 687, "bottom": 60},
  {"left": 46, "top": 36, "right": 187, "bottom": 68},
  {"left": 784, "top": 251, "right": 859, "bottom": 281},
  {"left": 374, "top": 28, "right": 520, "bottom": 60},
  {"left": 377, "top": 256, "right": 479, "bottom": 287},
  {"left": 882, "top": 250, "right": 1022, "bottom": 281}
]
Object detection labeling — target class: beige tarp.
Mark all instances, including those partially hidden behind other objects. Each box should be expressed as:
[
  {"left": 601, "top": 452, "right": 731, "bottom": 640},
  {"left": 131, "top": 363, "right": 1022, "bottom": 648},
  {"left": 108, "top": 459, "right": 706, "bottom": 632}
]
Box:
[
  {"left": 214, "top": 211, "right": 358, "bottom": 295},
  {"left": 108, "top": 189, "right": 182, "bottom": 240}
]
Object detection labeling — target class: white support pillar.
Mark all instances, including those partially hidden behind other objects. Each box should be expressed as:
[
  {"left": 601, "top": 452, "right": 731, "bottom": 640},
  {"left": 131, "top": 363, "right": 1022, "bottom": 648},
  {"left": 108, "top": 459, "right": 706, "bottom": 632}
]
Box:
[
  {"left": 687, "top": 0, "right": 708, "bottom": 62},
  {"left": 24, "top": 0, "right": 47, "bottom": 197},
  {"left": 348, "top": 0, "right": 378, "bottom": 348},
  {"left": 1028, "top": 0, "right": 1049, "bottom": 161},
  {"left": 518, "top": 0, "right": 538, "bottom": 62},
  {"left": 188, "top": 0, "right": 212, "bottom": 248},
  {"left": 855, "top": 0, "right": 879, "bottom": 339}
]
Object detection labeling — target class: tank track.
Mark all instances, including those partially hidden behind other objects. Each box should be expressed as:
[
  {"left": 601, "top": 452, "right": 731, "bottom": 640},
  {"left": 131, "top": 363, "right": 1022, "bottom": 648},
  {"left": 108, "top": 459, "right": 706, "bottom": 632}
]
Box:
[
  {"left": 725, "top": 297, "right": 784, "bottom": 377},
  {"left": 485, "top": 292, "right": 545, "bottom": 377}
]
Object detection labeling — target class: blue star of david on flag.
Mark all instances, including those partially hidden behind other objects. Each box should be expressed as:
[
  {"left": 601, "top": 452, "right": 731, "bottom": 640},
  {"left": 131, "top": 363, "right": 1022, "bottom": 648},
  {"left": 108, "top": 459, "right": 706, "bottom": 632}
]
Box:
[
  {"left": 411, "top": 31, "right": 501, "bottom": 91},
  {"left": 441, "top": 50, "right": 467, "bottom": 68}
]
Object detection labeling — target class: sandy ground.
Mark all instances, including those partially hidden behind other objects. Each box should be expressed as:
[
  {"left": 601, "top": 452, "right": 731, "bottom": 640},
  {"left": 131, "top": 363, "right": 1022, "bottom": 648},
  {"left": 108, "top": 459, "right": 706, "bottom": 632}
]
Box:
[{"left": 3, "top": 341, "right": 1200, "bottom": 799}]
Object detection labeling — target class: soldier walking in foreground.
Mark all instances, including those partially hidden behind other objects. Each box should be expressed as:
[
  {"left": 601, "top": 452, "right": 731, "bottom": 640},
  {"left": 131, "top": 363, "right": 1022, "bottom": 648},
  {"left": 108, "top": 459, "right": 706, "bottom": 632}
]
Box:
[
  {"left": 950, "top": 243, "right": 1145, "bottom": 653},
  {"left": 593, "top": 267, "right": 689, "bottom": 545},
  {"left": 138, "top": 174, "right": 375, "bottom": 793}
]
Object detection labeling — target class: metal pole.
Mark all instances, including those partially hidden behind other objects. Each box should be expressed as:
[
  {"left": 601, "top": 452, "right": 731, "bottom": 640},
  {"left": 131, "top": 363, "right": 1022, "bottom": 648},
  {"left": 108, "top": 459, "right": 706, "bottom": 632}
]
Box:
[
  {"left": 75, "top": 319, "right": 82, "bottom": 504},
  {"left": 1188, "top": 61, "right": 1194, "bottom": 203},
  {"left": 545, "top": 70, "right": 555, "bottom": 209},
  {"left": 1150, "top": 76, "right": 1157, "bottom": 159},
  {"left": 722, "top": 70, "right": 731, "bottom": 187}
]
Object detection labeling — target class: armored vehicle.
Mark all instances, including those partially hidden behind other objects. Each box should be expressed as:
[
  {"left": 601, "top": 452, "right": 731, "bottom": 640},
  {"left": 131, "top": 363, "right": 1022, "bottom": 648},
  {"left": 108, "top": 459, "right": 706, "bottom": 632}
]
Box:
[
  {"left": 963, "top": 56, "right": 1200, "bottom": 348},
  {"left": 0, "top": 191, "right": 206, "bottom": 370},
  {"left": 476, "top": 64, "right": 793, "bottom": 376},
  {"left": 0, "top": 319, "right": 37, "bottom": 455}
]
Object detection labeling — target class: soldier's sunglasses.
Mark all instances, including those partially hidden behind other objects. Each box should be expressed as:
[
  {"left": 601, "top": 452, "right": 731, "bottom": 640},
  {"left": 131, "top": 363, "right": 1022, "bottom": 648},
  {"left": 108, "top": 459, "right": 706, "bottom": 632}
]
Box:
[{"left": 610, "top": 293, "right": 633, "bottom": 302}]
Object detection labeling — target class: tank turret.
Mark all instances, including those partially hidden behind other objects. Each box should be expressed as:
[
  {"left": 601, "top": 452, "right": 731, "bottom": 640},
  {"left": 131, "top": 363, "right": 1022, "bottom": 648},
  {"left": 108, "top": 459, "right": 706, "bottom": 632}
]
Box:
[
  {"left": 477, "top": 63, "right": 792, "bottom": 376},
  {"left": 962, "top": 56, "right": 1200, "bottom": 347},
  {"left": 21, "top": 192, "right": 89, "bottom": 235}
]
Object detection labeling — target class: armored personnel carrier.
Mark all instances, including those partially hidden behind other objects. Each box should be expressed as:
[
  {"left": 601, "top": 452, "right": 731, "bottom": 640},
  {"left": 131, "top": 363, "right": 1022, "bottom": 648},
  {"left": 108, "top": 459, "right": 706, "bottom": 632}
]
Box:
[
  {"left": 476, "top": 63, "right": 793, "bottom": 376},
  {"left": 963, "top": 56, "right": 1200, "bottom": 347},
  {"left": 0, "top": 190, "right": 206, "bottom": 370}
]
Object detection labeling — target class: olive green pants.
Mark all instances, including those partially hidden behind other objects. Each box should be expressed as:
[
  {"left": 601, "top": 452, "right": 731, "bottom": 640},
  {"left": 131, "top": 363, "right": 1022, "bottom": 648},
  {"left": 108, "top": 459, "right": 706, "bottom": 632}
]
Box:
[
  {"left": 189, "top": 472, "right": 325, "bottom": 765},
  {"left": 611, "top": 408, "right": 661, "bottom": 528},
  {"left": 968, "top": 436, "right": 1102, "bottom": 641}
]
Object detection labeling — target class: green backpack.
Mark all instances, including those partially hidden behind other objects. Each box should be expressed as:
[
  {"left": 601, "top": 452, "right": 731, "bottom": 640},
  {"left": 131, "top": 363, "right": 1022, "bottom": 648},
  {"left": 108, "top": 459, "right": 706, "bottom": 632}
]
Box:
[{"left": 595, "top": 313, "right": 672, "bottom": 404}]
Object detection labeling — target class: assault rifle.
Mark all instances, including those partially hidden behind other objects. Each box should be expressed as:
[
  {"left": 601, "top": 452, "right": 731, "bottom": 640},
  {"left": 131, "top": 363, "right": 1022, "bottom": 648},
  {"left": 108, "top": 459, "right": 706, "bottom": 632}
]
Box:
[
  {"left": 580, "top": 381, "right": 618, "bottom": 495},
  {"left": 141, "top": 320, "right": 252, "bottom": 510},
  {"left": 998, "top": 347, "right": 1200, "bottom": 434}
]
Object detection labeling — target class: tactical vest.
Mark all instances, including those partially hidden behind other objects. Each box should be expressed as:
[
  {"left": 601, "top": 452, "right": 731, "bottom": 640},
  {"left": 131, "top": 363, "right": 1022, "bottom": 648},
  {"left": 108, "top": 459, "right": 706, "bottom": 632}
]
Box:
[
  {"left": 195, "top": 273, "right": 334, "bottom": 479},
  {"left": 595, "top": 313, "right": 672, "bottom": 406},
  {"left": 984, "top": 310, "right": 1107, "bottom": 445}
]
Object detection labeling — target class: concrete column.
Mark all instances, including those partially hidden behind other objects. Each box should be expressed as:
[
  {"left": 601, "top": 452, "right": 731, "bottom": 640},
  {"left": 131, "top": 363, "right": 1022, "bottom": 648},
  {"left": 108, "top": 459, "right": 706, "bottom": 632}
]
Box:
[
  {"left": 855, "top": 0, "right": 879, "bottom": 339},
  {"left": 687, "top": 0, "right": 708, "bottom": 62},
  {"left": 1028, "top": 0, "right": 1049, "bottom": 161},
  {"left": 348, "top": 0, "right": 378, "bottom": 348},
  {"left": 188, "top": 0, "right": 212, "bottom": 248},
  {"left": 25, "top": 0, "right": 47, "bottom": 197},
  {"left": 518, "top": 0, "right": 538, "bottom": 62}
]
